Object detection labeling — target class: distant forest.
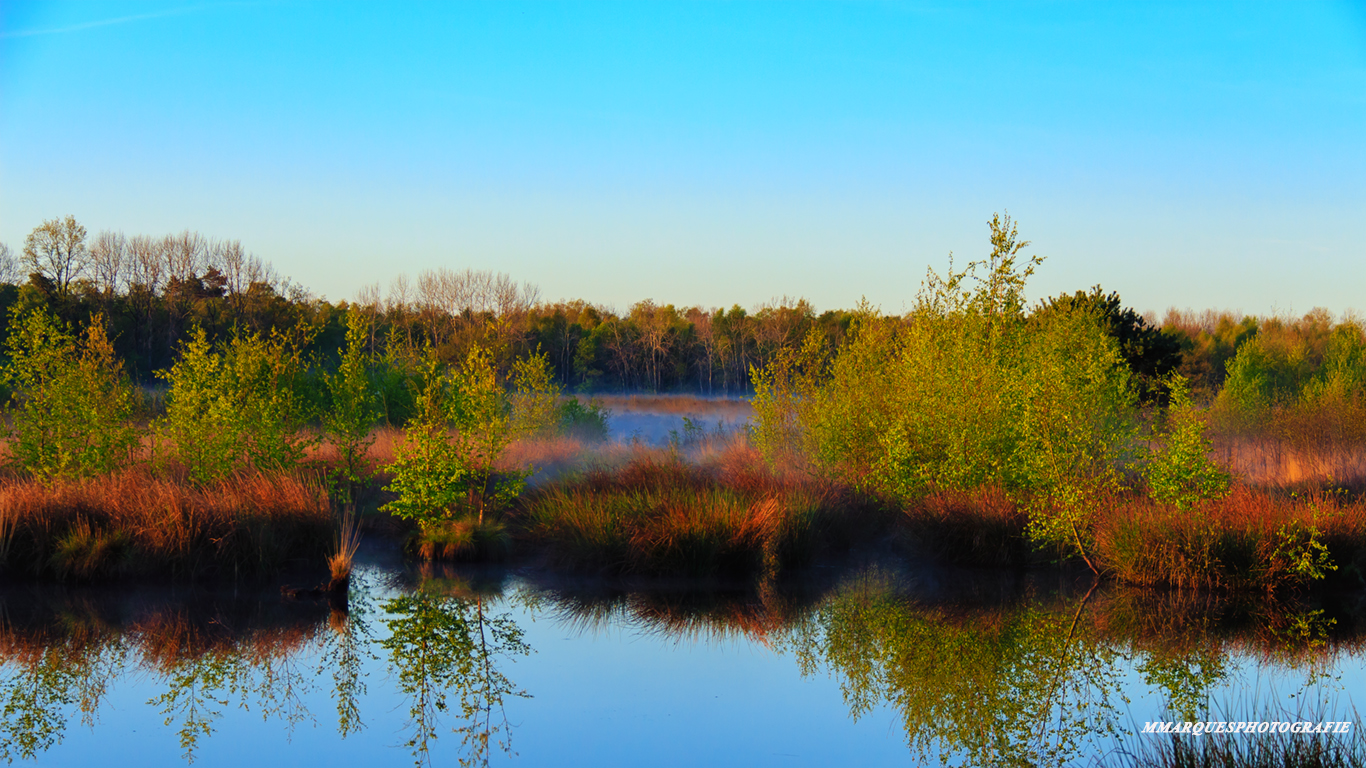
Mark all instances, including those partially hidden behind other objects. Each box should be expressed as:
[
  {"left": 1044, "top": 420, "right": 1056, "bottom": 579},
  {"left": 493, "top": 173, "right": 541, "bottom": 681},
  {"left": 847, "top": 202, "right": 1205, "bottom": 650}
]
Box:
[{"left": 0, "top": 215, "right": 1335, "bottom": 400}]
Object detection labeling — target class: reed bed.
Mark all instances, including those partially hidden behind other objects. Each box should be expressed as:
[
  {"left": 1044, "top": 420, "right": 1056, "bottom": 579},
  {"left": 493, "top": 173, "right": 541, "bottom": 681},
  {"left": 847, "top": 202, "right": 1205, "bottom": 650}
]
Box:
[
  {"left": 1094, "top": 487, "right": 1366, "bottom": 592},
  {"left": 0, "top": 469, "right": 331, "bottom": 580},
  {"left": 515, "top": 446, "right": 892, "bottom": 576},
  {"left": 1214, "top": 437, "right": 1366, "bottom": 491},
  {"left": 900, "top": 485, "right": 1033, "bottom": 566}
]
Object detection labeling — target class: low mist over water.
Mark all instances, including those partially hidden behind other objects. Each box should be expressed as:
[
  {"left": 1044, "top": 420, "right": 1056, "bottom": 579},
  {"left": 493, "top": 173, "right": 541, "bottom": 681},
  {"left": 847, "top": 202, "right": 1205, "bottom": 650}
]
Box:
[{"left": 592, "top": 395, "right": 753, "bottom": 446}]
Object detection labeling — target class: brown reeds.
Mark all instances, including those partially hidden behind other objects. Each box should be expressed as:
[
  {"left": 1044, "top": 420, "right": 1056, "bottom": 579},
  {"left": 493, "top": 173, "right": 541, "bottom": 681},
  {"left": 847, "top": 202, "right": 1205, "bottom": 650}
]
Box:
[
  {"left": 413, "top": 517, "right": 511, "bottom": 561},
  {"left": 1093, "top": 486, "right": 1366, "bottom": 592},
  {"left": 901, "top": 485, "right": 1031, "bottom": 566},
  {"left": 0, "top": 468, "right": 330, "bottom": 580},
  {"left": 1214, "top": 435, "right": 1366, "bottom": 490},
  {"left": 515, "top": 445, "right": 890, "bottom": 575},
  {"left": 327, "top": 507, "right": 362, "bottom": 592}
]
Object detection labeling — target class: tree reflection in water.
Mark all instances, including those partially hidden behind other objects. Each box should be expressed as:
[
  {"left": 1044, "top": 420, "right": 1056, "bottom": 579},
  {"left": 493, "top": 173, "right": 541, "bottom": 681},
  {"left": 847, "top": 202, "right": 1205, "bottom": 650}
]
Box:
[
  {"left": 380, "top": 589, "right": 531, "bottom": 768},
  {"left": 0, "top": 619, "right": 125, "bottom": 762},
  {"left": 0, "top": 563, "right": 1360, "bottom": 767},
  {"left": 774, "top": 571, "right": 1122, "bottom": 767}
]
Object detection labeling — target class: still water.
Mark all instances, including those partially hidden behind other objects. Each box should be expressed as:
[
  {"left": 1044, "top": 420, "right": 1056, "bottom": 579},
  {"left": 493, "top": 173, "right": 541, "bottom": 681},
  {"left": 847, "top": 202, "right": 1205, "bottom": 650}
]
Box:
[{"left": 1, "top": 546, "right": 1362, "bottom": 767}]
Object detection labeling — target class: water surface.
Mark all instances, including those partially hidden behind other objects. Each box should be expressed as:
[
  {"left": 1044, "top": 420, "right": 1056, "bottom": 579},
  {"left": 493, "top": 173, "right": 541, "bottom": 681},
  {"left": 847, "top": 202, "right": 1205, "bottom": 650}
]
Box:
[{"left": 2, "top": 550, "right": 1362, "bottom": 767}]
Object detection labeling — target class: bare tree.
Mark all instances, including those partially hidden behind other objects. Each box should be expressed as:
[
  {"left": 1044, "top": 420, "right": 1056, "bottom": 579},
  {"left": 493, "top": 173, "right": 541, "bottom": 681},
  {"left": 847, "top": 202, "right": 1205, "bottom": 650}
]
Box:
[
  {"left": 0, "top": 242, "right": 19, "bottom": 284},
  {"left": 356, "top": 282, "right": 382, "bottom": 354},
  {"left": 753, "top": 296, "right": 815, "bottom": 352},
  {"left": 217, "top": 239, "right": 274, "bottom": 297},
  {"left": 128, "top": 234, "right": 166, "bottom": 292},
  {"left": 89, "top": 230, "right": 128, "bottom": 295},
  {"left": 162, "top": 230, "right": 206, "bottom": 282},
  {"left": 356, "top": 282, "right": 381, "bottom": 311},
  {"left": 23, "top": 215, "right": 89, "bottom": 295},
  {"left": 687, "top": 306, "right": 718, "bottom": 395},
  {"left": 387, "top": 274, "right": 415, "bottom": 352}
]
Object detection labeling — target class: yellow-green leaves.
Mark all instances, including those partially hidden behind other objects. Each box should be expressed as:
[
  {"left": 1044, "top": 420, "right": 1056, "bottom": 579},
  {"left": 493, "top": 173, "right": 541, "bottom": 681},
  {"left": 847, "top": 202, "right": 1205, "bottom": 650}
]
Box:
[
  {"left": 157, "top": 327, "right": 316, "bottom": 483},
  {"left": 1146, "top": 375, "right": 1229, "bottom": 511},
  {"left": 383, "top": 345, "right": 560, "bottom": 528},
  {"left": 3, "top": 310, "right": 141, "bottom": 480}
]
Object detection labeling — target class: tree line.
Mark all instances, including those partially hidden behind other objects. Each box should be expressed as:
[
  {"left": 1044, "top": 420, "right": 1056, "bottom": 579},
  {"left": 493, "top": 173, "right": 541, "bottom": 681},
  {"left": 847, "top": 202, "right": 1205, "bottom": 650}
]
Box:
[{"left": 3, "top": 214, "right": 1358, "bottom": 410}]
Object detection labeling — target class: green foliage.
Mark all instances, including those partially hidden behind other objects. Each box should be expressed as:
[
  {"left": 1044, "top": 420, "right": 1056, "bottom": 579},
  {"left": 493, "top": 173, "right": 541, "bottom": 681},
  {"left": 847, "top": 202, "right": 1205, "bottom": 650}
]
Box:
[
  {"left": 1220, "top": 333, "right": 1312, "bottom": 427},
  {"left": 372, "top": 327, "right": 419, "bottom": 425},
  {"left": 157, "top": 327, "right": 316, "bottom": 483},
  {"left": 1214, "top": 312, "right": 1366, "bottom": 444},
  {"left": 2, "top": 310, "right": 142, "bottom": 480},
  {"left": 1035, "top": 286, "right": 1182, "bottom": 403},
  {"left": 508, "top": 351, "right": 560, "bottom": 438},
  {"left": 1146, "top": 375, "right": 1230, "bottom": 511},
  {"left": 380, "top": 592, "right": 530, "bottom": 767},
  {"left": 785, "top": 574, "right": 1122, "bottom": 768},
  {"left": 556, "top": 397, "right": 609, "bottom": 442},
  {"left": 449, "top": 346, "right": 526, "bottom": 523},
  {"left": 1270, "top": 520, "right": 1337, "bottom": 586},
  {"left": 382, "top": 346, "right": 560, "bottom": 531},
  {"left": 1136, "top": 648, "right": 1226, "bottom": 723},
  {"left": 753, "top": 215, "right": 1136, "bottom": 568},
  {"left": 1161, "top": 312, "right": 1259, "bottom": 401},
  {"left": 381, "top": 352, "right": 473, "bottom": 527},
  {"left": 751, "top": 327, "right": 829, "bottom": 466},
  {"left": 324, "top": 308, "right": 379, "bottom": 501}
]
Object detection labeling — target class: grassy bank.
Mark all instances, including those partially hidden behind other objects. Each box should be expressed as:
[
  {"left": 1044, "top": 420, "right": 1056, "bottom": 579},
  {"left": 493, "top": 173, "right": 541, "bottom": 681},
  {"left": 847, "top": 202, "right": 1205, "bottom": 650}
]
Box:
[
  {"left": 2, "top": 425, "right": 1366, "bottom": 595},
  {"left": 514, "top": 445, "right": 893, "bottom": 576},
  {"left": 366, "top": 430, "right": 1366, "bottom": 592},
  {"left": 0, "top": 468, "right": 331, "bottom": 580}
]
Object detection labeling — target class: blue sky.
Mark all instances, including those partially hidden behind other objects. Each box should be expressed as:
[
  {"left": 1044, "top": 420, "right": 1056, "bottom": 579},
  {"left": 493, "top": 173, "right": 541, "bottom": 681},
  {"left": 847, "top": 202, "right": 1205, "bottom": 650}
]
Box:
[{"left": 2, "top": 1, "right": 1364, "bottom": 316}]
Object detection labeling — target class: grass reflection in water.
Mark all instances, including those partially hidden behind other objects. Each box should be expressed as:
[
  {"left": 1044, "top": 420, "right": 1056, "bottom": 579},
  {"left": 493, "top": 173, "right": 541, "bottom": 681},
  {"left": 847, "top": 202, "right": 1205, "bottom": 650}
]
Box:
[{"left": 0, "top": 563, "right": 1362, "bottom": 767}]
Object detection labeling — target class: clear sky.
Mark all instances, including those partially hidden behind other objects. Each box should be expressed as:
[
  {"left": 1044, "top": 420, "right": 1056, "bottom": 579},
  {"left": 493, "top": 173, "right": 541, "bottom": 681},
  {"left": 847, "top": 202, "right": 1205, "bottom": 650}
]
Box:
[{"left": 2, "top": 1, "right": 1364, "bottom": 317}]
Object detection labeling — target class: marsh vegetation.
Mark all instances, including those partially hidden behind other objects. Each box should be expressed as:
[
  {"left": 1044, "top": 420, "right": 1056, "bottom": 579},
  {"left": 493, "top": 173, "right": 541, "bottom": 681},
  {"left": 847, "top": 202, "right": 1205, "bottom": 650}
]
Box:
[
  {"left": 1, "top": 212, "right": 1365, "bottom": 603},
  {"left": 3, "top": 213, "right": 1366, "bottom": 767}
]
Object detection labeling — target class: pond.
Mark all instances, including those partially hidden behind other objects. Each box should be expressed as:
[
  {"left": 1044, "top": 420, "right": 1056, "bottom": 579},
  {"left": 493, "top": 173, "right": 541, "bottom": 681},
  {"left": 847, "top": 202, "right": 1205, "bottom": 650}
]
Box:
[{"left": 1, "top": 545, "right": 1362, "bottom": 767}]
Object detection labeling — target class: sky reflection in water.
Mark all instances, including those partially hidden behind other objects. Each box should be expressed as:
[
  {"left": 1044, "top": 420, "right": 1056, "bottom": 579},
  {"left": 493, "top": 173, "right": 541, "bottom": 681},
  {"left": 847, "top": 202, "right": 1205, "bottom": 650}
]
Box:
[{"left": 1, "top": 556, "right": 1362, "bottom": 767}]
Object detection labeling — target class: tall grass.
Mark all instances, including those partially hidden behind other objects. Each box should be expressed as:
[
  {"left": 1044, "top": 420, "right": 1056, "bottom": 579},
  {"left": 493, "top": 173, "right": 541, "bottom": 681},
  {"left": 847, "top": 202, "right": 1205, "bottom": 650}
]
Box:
[
  {"left": 1094, "top": 487, "right": 1366, "bottom": 592},
  {"left": 0, "top": 469, "right": 330, "bottom": 580},
  {"left": 516, "top": 445, "right": 892, "bottom": 576},
  {"left": 328, "top": 507, "right": 362, "bottom": 591},
  {"left": 899, "top": 485, "right": 1033, "bottom": 566}
]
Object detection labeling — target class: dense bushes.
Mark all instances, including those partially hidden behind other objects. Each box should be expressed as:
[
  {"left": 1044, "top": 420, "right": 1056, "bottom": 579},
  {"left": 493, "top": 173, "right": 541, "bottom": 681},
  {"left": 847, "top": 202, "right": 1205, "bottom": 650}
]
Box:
[
  {"left": 2, "top": 309, "right": 141, "bottom": 480},
  {"left": 749, "top": 216, "right": 1366, "bottom": 588},
  {"left": 1216, "top": 316, "right": 1366, "bottom": 452},
  {"left": 158, "top": 327, "right": 317, "bottom": 482},
  {"left": 755, "top": 214, "right": 1136, "bottom": 567}
]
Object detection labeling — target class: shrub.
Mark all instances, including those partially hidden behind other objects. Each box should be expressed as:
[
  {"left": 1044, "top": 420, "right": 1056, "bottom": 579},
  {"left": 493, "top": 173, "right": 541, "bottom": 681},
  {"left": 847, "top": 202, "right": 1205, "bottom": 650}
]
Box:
[
  {"left": 382, "top": 345, "right": 560, "bottom": 543},
  {"left": 158, "top": 327, "right": 317, "bottom": 483},
  {"left": 1146, "top": 375, "right": 1229, "bottom": 511},
  {"left": 557, "top": 397, "right": 610, "bottom": 442},
  {"left": 324, "top": 308, "right": 379, "bottom": 502},
  {"left": 752, "top": 214, "right": 1136, "bottom": 568},
  {"left": 381, "top": 352, "right": 477, "bottom": 527},
  {"left": 2, "top": 310, "right": 142, "bottom": 480}
]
